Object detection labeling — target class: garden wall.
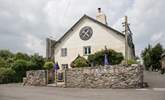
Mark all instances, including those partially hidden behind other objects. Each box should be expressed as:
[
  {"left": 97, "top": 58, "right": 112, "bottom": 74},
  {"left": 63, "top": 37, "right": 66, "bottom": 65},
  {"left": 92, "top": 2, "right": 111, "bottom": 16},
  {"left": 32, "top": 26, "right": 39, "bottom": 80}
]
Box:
[
  {"left": 23, "top": 70, "right": 47, "bottom": 86},
  {"left": 65, "top": 65, "right": 143, "bottom": 88}
]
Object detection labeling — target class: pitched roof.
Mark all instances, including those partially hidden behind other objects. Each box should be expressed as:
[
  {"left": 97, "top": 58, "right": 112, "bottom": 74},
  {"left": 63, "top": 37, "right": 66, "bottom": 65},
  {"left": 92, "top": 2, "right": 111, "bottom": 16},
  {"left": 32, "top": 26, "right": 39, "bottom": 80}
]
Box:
[{"left": 54, "top": 14, "right": 125, "bottom": 47}]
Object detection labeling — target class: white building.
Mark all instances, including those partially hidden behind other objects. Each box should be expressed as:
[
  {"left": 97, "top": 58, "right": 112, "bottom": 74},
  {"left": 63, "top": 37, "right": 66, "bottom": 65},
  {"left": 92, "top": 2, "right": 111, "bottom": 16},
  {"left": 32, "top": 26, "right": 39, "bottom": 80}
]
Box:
[{"left": 46, "top": 8, "right": 135, "bottom": 69}]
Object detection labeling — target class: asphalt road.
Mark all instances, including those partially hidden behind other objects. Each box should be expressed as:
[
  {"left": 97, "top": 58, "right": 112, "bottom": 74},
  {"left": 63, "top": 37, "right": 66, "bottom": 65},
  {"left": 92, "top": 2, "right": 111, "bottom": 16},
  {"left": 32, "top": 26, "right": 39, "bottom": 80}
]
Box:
[
  {"left": 144, "top": 71, "right": 165, "bottom": 88},
  {"left": 0, "top": 71, "right": 165, "bottom": 100}
]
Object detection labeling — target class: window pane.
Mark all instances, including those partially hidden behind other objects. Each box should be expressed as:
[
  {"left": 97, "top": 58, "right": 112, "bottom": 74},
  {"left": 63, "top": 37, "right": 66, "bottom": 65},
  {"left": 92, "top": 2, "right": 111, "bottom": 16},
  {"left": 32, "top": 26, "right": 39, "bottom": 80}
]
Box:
[
  {"left": 88, "top": 47, "right": 91, "bottom": 54},
  {"left": 83, "top": 46, "right": 91, "bottom": 55},
  {"left": 61, "top": 48, "right": 67, "bottom": 57}
]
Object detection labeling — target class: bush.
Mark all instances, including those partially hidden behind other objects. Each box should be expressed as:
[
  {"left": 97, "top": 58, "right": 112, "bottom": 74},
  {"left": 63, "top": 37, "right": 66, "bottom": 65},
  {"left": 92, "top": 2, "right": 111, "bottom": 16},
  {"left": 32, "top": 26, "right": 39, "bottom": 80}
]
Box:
[
  {"left": 71, "top": 56, "right": 90, "bottom": 68},
  {"left": 88, "top": 49, "right": 124, "bottom": 66},
  {"left": 11, "top": 60, "right": 29, "bottom": 82},
  {"left": 44, "top": 61, "right": 54, "bottom": 70},
  {"left": 127, "top": 59, "right": 137, "bottom": 65},
  {"left": 0, "top": 68, "right": 16, "bottom": 84}
]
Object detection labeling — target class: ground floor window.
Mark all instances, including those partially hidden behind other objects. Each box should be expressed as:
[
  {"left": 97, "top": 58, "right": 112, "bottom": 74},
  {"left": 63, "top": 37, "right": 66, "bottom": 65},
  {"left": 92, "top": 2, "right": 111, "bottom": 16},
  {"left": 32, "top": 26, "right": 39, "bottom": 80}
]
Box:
[
  {"left": 61, "top": 64, "right": 68, "bottom": 69},
  {"left": 83, "top": 46, "right": 91, "bottom": 55}
]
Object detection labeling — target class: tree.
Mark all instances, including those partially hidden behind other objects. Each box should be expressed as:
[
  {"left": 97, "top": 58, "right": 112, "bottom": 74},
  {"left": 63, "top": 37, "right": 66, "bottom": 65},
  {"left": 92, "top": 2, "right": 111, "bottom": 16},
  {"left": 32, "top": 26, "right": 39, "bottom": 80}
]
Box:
[
  {"left": 150, "top": 43, "right": 163, "bottom": 70},
  {"left": 14, "top": 52, "right": 30, "bottom": 61},
  {"left": 141, "top": 43, "right": 163, "bottom": 71},
  {"left": 11, "top": 60, "right": 29, "bottom": 82},
  {"left": 88, "top": 49, "right": 124, "bottom": 66},
  {"left": 0, "top": 57, "right": 7, "bottom": 68},
  {"left": 0, "top": 68, "right": 16, "bottom": 84},
  {"left": 0, "top": 50, "right": 14, "bottom": 60},
  {"left": 71, "top": 56, "right": 90, "bottom": 68},
  {"left": 30, "top": 53, "right": 45, "bottom": 69}
]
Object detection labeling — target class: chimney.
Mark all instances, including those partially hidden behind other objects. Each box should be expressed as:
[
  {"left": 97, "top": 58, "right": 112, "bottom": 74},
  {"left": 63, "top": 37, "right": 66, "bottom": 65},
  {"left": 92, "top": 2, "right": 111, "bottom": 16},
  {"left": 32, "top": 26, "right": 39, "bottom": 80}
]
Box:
[{"left": 96, "top": 8, "right": 108, "bottom": 25}]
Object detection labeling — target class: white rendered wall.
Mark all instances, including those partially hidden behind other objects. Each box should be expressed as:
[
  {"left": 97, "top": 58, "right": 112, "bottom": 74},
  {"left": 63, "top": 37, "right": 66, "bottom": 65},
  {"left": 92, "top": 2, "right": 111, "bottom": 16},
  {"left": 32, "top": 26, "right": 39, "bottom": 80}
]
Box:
[{"left": 54, "top": 18, "right": 125, "bottom": 69}]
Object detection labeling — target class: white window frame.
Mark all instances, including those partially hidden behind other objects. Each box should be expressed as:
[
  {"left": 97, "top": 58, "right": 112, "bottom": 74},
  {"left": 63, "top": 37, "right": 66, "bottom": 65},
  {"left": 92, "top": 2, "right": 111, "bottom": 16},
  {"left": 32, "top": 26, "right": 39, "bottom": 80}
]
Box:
[
  {"left": 61, "top": 48, "right": 67, "bottom": 57},
  {"left": 83, "top": 46, "right": 91, "bottom": 56}
]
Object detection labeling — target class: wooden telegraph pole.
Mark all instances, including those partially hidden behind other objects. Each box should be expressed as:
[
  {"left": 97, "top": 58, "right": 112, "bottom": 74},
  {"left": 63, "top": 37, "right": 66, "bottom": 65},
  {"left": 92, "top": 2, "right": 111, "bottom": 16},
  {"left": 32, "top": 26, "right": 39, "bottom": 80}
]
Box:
[{"left": 123, "top": 16, "right": 129, "bottom": 65}]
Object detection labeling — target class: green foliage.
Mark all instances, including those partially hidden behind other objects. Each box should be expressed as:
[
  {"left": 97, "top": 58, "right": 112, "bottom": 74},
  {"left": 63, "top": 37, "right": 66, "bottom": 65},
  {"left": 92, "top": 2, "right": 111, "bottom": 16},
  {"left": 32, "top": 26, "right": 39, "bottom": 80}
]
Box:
[
  {"left": 0, "top": 57, "right": 7, "bottom": 68},
  {"left": 30, "top": 53, "right": 45, "bottom": 69},
  {"left": 141, "top": 43, "right": 163, "bottom": 71},
  {"left": 0, "top": 68, "right": 16, "bottom": 84},
  {"left": 71, "top": 56, "right": 89, "bottom": 68},
  {"left": 0, "top": 50, "right": 14, "bottom": 60},
  {"left": 11, "top": 60, "right": 29, "bottom": 82},
  {"left": 0, "top": 49, "right": 46, "bottom": 83},
  {"left": 44, "top": 61, "right": 54, "bottom": 70},
  {"left": 88, "top": 49, "right": 124, "bottom": 66},
  {"left": 127, "top": 59, "right": 137, "bottom": 65},
  {"left": 14, "top": 52, "right": 30, "bottom": 61}
]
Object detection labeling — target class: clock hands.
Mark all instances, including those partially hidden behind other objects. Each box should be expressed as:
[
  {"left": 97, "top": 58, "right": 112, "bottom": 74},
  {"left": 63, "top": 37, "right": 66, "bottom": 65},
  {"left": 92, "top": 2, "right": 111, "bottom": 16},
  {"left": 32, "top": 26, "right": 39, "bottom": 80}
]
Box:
[
  {"left": 82, "top": 29, "right": 90, "bottom": 38},
  {"left": 79, "top": 26, "right": 93, "bottom": 40}
]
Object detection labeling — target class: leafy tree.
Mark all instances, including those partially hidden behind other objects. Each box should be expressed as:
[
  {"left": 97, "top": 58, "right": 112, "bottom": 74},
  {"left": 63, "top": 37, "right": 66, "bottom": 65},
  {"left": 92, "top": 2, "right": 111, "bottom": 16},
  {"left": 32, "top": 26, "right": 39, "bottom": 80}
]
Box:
[
  {"left": 14, "top": 52, "right": 30, "bottom": 61},
  {"left": 88, "top": 49, "right": 124, "bottom": 66},
  {"left": 30, "top": 53, "right": 45, "bottom": 69},
  {"left": 0, "top": 50, "right": 14, "bottom": 60},
  {"left": 43, "top": 61, "right": 54, "bottom": 70},
  {"left": 141, "top": 44, "right": 152, "bottom": 70},
  {"left": 71, "top": 56, "right": 90, "bottom": 68},
  {"left": 141, "top": 43, "right": 163, "bottom": 71},
  {"left": 150, "top": 43, "right": 163, "bottom": 70},
  {"left": 0, "top": 57, "right": 7, "bottom": 68},
  {"left": 11, "top": 60, "right": 29, "bottom": 82},
  {"left": 0, "top": 68, "right": 16, "bottom": 84}
]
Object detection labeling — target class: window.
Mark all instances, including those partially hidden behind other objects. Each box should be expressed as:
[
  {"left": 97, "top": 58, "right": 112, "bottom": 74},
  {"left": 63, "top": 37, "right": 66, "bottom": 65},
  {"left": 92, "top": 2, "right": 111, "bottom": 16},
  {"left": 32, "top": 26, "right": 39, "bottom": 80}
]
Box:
[
  {"left": 61, "top": 64, "right": 68, "bottom": 69},
  {"left": 83, "top": 46, "right": 91, "bottom": 55},
  {"left": 61, "top": 48, "right": 67, "bottom": 57}
]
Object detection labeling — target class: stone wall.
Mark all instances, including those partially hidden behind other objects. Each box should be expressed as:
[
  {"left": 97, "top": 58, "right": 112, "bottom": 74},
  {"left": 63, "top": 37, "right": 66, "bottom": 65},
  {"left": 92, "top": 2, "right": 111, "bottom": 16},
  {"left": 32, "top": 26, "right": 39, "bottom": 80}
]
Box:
[
  {"left": 23, "top": 70, "right": 47, "bottom": 86},
  {"left": 65, "top": 65, "right": 143, "bottom": 88}
]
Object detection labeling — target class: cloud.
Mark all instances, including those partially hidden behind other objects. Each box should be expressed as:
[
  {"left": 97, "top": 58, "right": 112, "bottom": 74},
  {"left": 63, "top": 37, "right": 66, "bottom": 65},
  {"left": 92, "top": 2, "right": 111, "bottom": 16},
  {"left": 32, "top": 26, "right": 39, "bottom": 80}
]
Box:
[
  {"left": 113, "top": 0, "right": 165, "bottom": 55},
  {"left": 0, "top": 0, "right": 165, "bottom": 57}
]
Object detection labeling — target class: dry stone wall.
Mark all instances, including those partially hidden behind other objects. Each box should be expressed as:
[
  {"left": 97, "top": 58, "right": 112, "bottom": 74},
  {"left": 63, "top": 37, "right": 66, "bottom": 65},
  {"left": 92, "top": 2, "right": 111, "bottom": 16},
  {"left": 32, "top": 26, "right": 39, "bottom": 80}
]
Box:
[
  {"left": 23, "top": 70, "right": 47, "bottom": 86},
  {"left": 66, "top": 65, "right": 143, "bottom": 88}
]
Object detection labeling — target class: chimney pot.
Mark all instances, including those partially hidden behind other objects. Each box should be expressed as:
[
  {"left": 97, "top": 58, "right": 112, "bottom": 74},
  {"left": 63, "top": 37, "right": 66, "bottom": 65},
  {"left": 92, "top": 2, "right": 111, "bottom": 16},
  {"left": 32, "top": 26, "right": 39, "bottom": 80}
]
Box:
[{"left": 98, "top": 8, "right": 101, "bottom": 13}]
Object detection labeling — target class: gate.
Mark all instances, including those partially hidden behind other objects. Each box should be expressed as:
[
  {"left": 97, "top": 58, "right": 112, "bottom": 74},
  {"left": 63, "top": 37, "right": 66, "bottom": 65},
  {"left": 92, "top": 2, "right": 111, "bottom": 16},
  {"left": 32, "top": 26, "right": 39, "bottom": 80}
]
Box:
[{"left": 54, "top": 69, "right": 66, "bottom": 87}]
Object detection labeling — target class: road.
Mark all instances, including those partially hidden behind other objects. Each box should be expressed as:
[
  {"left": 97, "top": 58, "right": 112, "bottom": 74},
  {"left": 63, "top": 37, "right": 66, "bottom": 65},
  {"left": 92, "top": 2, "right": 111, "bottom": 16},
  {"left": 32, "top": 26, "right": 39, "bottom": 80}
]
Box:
[{"left": 0, "top": 71, "right": 165, "bottom": 100}]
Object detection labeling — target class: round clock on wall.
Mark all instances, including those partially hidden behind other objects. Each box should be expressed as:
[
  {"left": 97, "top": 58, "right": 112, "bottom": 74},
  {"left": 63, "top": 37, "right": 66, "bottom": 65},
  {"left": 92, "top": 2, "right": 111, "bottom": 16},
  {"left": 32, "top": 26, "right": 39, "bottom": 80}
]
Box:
[{"left": 79, "top": 26, "right": 93, "bottom": 40}]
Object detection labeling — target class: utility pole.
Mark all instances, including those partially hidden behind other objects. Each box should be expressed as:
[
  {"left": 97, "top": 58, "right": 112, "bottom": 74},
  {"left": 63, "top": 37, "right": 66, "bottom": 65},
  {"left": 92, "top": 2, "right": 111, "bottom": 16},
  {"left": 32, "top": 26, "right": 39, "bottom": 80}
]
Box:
[{"left": 122, "top": 16, "right": 129, "bottom": 65}]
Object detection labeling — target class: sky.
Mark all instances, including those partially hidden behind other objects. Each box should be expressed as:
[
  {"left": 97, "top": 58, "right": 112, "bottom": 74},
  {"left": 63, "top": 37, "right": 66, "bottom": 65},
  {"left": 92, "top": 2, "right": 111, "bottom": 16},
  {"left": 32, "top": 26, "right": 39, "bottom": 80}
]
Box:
[{"left": 0, "top": 0, "right": 165, "bottom": 57}]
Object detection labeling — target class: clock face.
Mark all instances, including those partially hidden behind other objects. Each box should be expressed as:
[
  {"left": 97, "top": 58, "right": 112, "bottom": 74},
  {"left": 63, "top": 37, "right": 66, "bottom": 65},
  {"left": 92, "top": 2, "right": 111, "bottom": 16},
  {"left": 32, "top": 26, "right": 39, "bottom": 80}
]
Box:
[{"left": 79, "top": 26, "right": 93, "bottom": 40}]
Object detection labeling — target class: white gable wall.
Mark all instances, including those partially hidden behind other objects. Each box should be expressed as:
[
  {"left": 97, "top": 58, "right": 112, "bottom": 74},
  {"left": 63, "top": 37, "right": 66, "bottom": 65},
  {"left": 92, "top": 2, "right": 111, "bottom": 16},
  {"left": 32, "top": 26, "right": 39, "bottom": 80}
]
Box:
[{"left": 54, "top": 18, "right": 125, "bottom": 68}]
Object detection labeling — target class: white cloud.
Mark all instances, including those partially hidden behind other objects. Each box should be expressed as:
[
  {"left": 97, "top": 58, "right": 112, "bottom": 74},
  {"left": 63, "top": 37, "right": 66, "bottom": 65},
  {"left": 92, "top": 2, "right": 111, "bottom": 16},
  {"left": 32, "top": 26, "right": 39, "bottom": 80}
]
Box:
[
  {"left": 0, "top": 0, "right": 165, "bottom": 57},
  {"left": 25, "top": 33, "right": 45, "bottom": 56}
]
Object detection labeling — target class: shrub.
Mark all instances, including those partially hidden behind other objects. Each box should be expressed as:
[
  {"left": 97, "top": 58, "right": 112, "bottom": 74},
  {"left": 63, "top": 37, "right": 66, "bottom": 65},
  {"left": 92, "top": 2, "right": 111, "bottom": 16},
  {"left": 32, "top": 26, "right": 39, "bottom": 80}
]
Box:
[
  {"left": 11, "top": 60, "right": 29, "bottom": 82},
  {"left": 127, "top": 59, "right": 137, "bottom": 65},
  {"left": 44, "top": 61, "right": 54, "bottom": 70},
  {"left": 71, "top": 56, "right": 90, "bottom": 68},
  {"left": 0, "top": 68, "right": 16, "bottom": 84},
  {"left": 88, "top": 49, "right": 124, "bottom": 66}
]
